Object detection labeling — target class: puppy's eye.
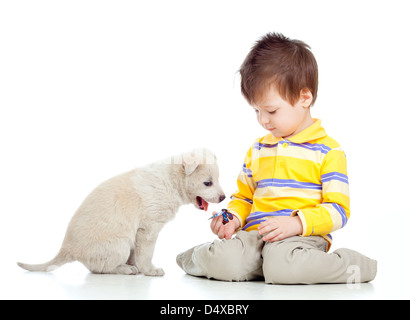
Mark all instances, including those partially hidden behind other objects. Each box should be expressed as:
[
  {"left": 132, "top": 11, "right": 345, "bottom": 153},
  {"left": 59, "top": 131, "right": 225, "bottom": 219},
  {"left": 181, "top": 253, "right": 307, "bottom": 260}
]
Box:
[{"left": 204, "top": 181, "right": 213, "bottom": 187}]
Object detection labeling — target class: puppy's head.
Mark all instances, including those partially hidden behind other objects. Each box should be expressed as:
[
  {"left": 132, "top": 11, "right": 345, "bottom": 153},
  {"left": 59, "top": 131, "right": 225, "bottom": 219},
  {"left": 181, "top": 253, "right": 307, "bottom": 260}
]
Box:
[{"left": 180, "top": 148, "right": 225, "bottom": 211}]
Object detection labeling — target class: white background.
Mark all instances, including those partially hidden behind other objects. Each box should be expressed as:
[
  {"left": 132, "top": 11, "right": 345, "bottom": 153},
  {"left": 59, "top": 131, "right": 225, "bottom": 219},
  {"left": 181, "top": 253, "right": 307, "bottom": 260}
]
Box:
[{"left": 1, "top": 0, "right": 410, "bottom": 299}]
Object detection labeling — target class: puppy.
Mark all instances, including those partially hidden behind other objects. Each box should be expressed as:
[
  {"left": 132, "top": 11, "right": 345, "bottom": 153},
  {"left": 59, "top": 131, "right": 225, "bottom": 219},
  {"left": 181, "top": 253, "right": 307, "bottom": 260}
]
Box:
[{"left": 17, "top": 149, "right": 225, "bottom": 276}]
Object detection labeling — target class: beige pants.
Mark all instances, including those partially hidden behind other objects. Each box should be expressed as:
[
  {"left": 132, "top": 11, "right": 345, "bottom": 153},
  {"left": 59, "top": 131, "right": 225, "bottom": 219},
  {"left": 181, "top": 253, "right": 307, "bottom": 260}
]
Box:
[{"left": 176, "top": 231, "right": 377, "bottom": 284}]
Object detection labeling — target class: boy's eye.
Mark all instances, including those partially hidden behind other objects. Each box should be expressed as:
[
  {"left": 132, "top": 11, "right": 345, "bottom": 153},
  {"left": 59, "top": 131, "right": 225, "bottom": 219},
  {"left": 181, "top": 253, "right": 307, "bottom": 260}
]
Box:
[
  {"left": 204, "top": 181, "right": 213, "bottom": 187},
  {"left": 269, "top": 110, "right": 277, "bottom": 114}
]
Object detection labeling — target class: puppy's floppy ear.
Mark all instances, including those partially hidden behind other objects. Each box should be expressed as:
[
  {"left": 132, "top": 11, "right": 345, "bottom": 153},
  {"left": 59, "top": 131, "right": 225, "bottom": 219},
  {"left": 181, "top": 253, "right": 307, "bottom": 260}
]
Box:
[{"left": 182, "top": 154, "right": 199, "bottom": 175}]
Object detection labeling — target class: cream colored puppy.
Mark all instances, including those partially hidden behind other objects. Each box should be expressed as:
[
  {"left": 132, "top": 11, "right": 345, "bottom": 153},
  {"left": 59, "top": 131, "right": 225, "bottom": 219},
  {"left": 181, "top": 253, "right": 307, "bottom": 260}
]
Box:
[{"left": 18, "top": 149, "right": 225, "bottom": 276}]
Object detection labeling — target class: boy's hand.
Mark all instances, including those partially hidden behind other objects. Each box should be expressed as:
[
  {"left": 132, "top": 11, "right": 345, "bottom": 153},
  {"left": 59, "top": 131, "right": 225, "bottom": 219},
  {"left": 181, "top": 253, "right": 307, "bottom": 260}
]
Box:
[
  {"left": 258, "top": 216, "right": 303, "bottom": 242},
  {"left": 210, "top": 213, "right": 240, "bottom": 240}
]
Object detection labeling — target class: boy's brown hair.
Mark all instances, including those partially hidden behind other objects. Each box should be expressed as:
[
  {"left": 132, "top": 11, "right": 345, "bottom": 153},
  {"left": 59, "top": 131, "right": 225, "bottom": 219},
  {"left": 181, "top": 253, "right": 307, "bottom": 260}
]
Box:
[{"left": 239, "top": 32, "right": 318, "bottom": 107}]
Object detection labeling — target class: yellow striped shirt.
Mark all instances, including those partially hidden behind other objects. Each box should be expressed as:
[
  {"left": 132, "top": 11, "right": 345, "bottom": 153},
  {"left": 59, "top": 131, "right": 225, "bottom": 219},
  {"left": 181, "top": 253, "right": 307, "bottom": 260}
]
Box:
[{"left": 227, "top": 119, "right": 350, "bottom": 250}]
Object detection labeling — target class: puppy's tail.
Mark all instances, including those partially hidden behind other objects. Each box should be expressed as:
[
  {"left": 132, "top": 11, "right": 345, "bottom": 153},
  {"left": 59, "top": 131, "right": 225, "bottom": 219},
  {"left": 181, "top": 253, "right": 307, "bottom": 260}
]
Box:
[{"left": 17, "top": 251, "right": 72, "bottom": 272}]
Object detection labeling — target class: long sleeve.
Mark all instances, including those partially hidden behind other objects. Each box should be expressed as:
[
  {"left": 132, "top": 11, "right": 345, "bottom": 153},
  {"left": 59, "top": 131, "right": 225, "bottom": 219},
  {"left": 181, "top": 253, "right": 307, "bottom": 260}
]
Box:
[
  {"left": 227, "top": 146, "right": 256, "bottom": 228},
  {"left": 291, "top": 147, "right": 350, "bottom": 236}
]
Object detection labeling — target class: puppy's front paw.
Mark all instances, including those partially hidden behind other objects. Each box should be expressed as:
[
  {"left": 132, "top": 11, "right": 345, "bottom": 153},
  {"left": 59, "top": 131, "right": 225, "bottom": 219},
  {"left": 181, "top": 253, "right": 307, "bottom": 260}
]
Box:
[{"left": 143, "top": 267, "right": 165, "bottom": 277}]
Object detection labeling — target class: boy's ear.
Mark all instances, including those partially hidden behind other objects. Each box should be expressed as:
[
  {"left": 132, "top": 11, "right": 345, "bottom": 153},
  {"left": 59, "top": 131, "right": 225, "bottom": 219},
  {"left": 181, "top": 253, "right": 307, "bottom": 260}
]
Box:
[{"left": 299, "top": 88, "right": 313, "bottom": 108}]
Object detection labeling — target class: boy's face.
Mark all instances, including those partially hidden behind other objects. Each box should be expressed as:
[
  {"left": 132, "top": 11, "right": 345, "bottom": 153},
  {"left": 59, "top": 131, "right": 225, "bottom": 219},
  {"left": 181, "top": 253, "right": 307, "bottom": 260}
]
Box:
[{"left": 252, "top": 85, "right": 313, "bottom": 139}]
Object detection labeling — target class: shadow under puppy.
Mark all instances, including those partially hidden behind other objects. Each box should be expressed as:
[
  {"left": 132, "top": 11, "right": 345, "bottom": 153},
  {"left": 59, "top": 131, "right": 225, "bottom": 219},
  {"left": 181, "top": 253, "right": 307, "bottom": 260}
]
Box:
[{"left": 18, "top": 148, "right": 225, "bottom": 276}]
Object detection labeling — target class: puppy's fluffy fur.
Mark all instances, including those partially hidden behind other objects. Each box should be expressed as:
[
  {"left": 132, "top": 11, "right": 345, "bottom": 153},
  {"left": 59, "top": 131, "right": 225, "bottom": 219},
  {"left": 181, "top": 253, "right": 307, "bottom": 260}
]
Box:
[{"left": 18, "top": 149, "right": 225, "bottom": 276}]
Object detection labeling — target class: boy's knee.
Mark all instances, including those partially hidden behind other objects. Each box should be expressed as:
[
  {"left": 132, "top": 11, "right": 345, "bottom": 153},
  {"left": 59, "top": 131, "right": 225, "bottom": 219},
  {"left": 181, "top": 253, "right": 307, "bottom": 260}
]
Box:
[
  {"left": 202, "top": 248, "right": 260, "bottom": 281},
  {"left": 176, "top": 241, "right": 244, "bottom": 281},
  {"left": 178, "top": 231, "right": 264, "bottom": 282}
]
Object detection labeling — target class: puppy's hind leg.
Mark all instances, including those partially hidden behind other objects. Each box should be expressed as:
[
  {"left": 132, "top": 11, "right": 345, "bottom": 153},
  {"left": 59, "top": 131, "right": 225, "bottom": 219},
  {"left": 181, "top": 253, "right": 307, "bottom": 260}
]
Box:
[
  {"left": 121, "top": 246, "right": 140, "bottom": 275},
  {"left": 107, "top": 246, "right": 139, "bottom": 275},
  {"left": 127, "top": 247, "right": 137, "bottom": 267},
  {"left": 81, "top": 239, "right": 138, "bottom": 275},
  {"left": 110, "top": 264, "right": 139, "bottom": 275}
]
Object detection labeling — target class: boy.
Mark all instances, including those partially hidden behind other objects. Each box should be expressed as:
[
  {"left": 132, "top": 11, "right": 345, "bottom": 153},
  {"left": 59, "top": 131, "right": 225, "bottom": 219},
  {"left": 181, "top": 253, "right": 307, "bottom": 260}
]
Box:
[{"left": 177, "top": 32, "right": 377, "bottom": 284}]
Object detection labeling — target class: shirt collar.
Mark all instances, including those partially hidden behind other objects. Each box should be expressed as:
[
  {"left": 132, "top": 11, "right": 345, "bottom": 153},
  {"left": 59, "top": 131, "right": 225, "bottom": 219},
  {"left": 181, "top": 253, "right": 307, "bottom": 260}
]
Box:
[{"left": 261, "top": 119, "right": 327, "bottom": 145}]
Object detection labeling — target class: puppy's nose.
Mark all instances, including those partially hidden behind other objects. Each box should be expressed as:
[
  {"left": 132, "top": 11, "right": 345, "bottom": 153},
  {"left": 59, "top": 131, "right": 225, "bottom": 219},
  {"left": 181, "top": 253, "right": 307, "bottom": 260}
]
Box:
[{"left": 219, "top": 194, "right": 226, "bottom": 202}]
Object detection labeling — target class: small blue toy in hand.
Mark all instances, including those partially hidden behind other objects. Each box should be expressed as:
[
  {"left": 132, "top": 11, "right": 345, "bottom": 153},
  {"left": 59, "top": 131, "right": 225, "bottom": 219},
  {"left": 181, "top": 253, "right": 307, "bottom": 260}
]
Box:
[{"left": 208, "top": 209, "right": 234, "bottom": 225}]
